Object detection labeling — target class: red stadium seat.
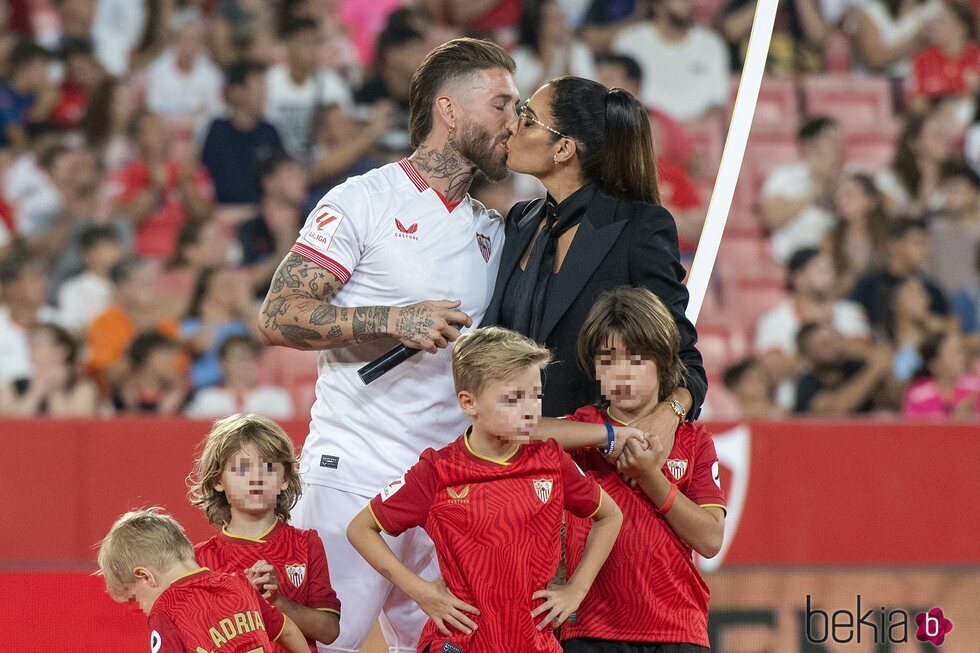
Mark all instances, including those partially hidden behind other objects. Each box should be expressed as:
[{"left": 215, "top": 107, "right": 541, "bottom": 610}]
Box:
[
  {"left": 802, "top": 75, "right": 894, "bottom": 131},
  {"left": 727, "top": 278, "right": 788, "bottom": 326},
  {"left": 684, "top": 114, "right": 726, "bottom": 178},
  {"left": 730, "top": 77, "right": 800, "bottom": 134},
  {"left": 844, "top": 129, "right": 897, "bottom": 172}
]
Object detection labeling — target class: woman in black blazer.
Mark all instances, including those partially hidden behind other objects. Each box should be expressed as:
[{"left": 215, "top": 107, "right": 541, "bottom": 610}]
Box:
[{"left": 484, "top": 76, "right": 707, "bottom": 438}]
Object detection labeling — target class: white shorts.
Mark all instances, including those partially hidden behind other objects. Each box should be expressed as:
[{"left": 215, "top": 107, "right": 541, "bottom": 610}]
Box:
[{"left": 292, "top": 481, "right": 438, "bottom": 653}]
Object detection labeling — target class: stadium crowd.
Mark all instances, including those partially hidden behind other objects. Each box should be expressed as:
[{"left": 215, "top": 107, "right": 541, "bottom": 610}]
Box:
[{"left": 0, "top": 0, "right": 978, "bottom": 422}]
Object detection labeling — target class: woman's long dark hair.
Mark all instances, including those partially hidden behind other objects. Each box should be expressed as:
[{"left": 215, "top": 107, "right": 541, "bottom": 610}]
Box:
[
  {"left": 517, "top": 0, "right": 553, "bottom": 54},
  {"left": 892, "top": 113, "right": 928, "bottom": 199},
  {"left": 829, "top": 173, "right": 889, "bottom": 277},
  {"left": 548, "top": 77, "right": 660, "bottom": 204},
  {"left": 186, "top": 265, "right": 224, "bottom": 320},
  {"left": 81, "top": 77, "right": 117, "bottom": 148}
]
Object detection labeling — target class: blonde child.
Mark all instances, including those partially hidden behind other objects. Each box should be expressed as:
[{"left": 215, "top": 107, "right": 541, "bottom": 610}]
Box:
[
  {"left": 97, "top": 507, "right": 308, "bottom": 652},
  {"left": 190, "top": 414, "right": 340, "bottom": 651},
  {"left": 347, "top": 327, "right": 622, "bottom": 653}
]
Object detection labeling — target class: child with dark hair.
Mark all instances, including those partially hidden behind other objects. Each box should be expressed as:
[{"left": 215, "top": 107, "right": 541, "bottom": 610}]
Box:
[
  {"left": 180, "top": 265, "right": 251, "bottom": 389},
  {"left": 722, "top": 357, "right": 786, "bottom": 419},
  {"left": 56, "top": 225, "right": 122, "bottom": 333},
  {"left": 902, "top": 330, "right": 979, "bottom": 420},
  {"left": 111, "top": 330, "right": 187, "bottom": 415}
]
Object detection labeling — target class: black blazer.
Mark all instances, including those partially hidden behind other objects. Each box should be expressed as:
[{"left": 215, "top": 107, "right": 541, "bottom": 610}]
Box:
[{"left": 484, "top": 189, "right": 707, "bottom": 418}]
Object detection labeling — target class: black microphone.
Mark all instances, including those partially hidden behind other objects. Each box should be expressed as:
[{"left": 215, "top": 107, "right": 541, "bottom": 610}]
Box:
[{"left": 357, "top": 344, "right": 423, "bottom": 385}]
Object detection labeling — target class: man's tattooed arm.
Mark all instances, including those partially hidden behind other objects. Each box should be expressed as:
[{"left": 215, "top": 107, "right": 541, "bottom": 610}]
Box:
[
  {"left": 257, "top": 253, "right": 466, "bottom": 351},
  {"left": 410, "top": 143, "right": 476, "bottom": 205}
]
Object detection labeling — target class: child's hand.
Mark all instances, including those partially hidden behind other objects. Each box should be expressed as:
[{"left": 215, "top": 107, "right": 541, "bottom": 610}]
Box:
[
  {"left": 617, "top": 436, "right": 670, "bottom": 484},
  {"left": 531, "top": 581, "right": 586, "bottom": 631},
  {"left": 412, "top": 578, "right": 479, "bottom": 637},
  {"left": 246, "top": 560, "right": 280, "bottom": 602},
  {"left": 606, "top": 426, "right": 646, "bottom": 461}
]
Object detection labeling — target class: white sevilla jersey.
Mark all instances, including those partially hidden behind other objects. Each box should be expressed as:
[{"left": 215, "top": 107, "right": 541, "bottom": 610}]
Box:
[{"left": 290, "top": 158, "right": 505, "bottom": 496}]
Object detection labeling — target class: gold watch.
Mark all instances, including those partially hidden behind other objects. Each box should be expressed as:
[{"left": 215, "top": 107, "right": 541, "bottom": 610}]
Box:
[{"left": 664, "top": 399, "right": 687, "bottom": 421}]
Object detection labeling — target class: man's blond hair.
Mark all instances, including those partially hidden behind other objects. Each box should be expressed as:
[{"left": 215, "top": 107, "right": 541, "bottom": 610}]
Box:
[
  {"left": 97, "top": 508, "right": 195, "bottom": 599},
  {"left": 451, "top": 327, "right": 551, "bottom": 395},
  {"left": 188, "top": 413, "right": 302, "bottom": 525}
]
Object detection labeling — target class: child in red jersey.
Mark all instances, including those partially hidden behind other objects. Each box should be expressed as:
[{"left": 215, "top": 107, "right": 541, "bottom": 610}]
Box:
[
  {"left": 347, "top": 326, "right": 623, "bottom": 653},
  {"left": 97, "top": 507, "right": 309, "bottom": 653},
  {"left": 190, "top": 414, "right": 340, "bottom": 651},
  {"left": 545, "top": 287, "right": 727, "bottom": 653}
]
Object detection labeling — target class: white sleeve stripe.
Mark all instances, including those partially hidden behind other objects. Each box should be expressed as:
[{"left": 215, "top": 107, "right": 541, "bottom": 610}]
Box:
[{"left": 291, "top": 243, "right": 351, "bottom": 283}]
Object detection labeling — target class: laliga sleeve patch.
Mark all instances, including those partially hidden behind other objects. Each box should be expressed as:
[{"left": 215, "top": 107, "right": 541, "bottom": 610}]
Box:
[
  {"left": 150, "top": 630, "right": 162, "bottom": 653},
  {"left": 711, "top": 461, "right": 722, "bottom": 488},
  {"left": 300, "top": 207, "right": 345, "bottom": 251},
  {"left": 380, "top": 475, "right": 406, "bottom": 502}
]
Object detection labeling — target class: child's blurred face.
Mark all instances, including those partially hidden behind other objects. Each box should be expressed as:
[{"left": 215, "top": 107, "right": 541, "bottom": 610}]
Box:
[
  {"left": 466, "top": 365, "right": 543, "bottom": 443},
  {"left": 29, "top": 327, "right": 69, "bottom": 370},
  {"left": 85, "top": 239, "right": 123, "bottom": 273},
  {"left": 216, "top": 443, "right": 287, "bottom": 518},
  {"left": 932, "top": 333, "right": 967, "bottom": 379},
  {"left": 221, "top": 342, "right": 259, "bottom": 386},
  {"left": 595, "top": 333, "right": 660, "bottom": 415},
  {"left": 116, "top": 569, "right": 165, "bottom": 616}
]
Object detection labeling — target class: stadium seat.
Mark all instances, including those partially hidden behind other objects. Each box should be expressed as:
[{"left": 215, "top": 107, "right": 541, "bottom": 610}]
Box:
[
  {"left": 844, "top": 130, "right": 897, "bottom": 172},
  {"left": 726, "top": 277, "right": 788, "bottom": 326},
  {"left": 729, "top": 77, "right": 800, "bottom": 134},
  {"left": 802, "top": 75, "right": 894, "bottom": 131},
  {"left": 684, "top": 114, "right": 726, "bottom": 178}
]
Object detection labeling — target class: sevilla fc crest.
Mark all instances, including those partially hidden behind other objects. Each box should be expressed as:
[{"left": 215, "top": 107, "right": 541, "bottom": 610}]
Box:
[
  {"left": 533, "top": 478, "right": 553, "bottom": 503},
  {"left": 285, "top": 563, "right": 306, "bottom": 587},
  {"left": 476, "top": 233, "right": 492, "bottom": 262},
  {"left": 666, "top": 459, "right": 688, "bottom": 481}
]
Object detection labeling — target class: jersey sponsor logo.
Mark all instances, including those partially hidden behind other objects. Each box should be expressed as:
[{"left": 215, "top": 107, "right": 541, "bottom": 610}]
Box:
[
  {"left": 447, "top": 486, "right": 470, "bottom": 503},
  {"left": 533, "top": 478, "right": 553, "bottom": 504},
  {"left": 381, "top": 475, "right": 406, "bottom": 501},
  {"left": 394, "top": 218, "right": 419, "bottom": 240},
  {"left": 666, "top": 458, "right": 689, "bottom": 481},
  {"left": 711, "top": 460, "right": 721, "bottom": 488},
  {"left": 150, "top": 630, "right": 162, "bottom": 653},
  {"left": 475, "top": 233, "right": 492, "bottom": 262},
  {"left": 301, "top": 207, "right": 344, "bottom": 250},
  {"left": 285, "top": 563, "right": 306, "bottom": 587}
]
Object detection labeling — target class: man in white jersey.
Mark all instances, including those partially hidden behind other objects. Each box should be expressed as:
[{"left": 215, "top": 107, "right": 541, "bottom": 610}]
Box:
[{"left": 257, "top": 38, "right": 519, "bottom": 652}]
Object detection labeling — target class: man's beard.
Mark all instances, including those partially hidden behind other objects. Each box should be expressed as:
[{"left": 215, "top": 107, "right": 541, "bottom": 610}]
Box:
[
  {"left": 665, "top": 11, "right": 694, "bottom": 30},
  {"left": 453, "top": 120, "right": 509, "bottom": 182}
]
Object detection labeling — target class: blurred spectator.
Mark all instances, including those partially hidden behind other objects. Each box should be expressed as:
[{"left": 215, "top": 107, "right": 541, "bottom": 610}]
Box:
[
  {"left": 718, "top": 0, "right": 827, "bottom": 75},
  {"left": 927, "top": 161, "right": 980, "bottom": 297},
  {"left": 125, "top": 0, "right": 170, "bottom": 72},
  {"left": 853, "top": 0, "right": 940, "bottom": 77},
  {"left": 908, "top": 1, "right": 980, "bottom": 113},
  {"left": 0, "top": 2, "right": 17, "bottom": 80},
  {"left": 794, "top": 322, "right": 893, "bottom": 416},
  {"left": 180, "top": 265, "right": 252, "bottom": 390},
  {"left": 761, "top": 117, "right": 842, "bottom": 262},
  {"left": 0, "top": 40, "right": 57, "bottom": 152},
  {"left": 210, "top": 0, "right": 277, "bottom": 67},
  {"left": 108, "top": 110, "right": 214, "bottom": 258},
  {"left": 184, "top": 334, "right": 295, "bottom": 419},
  {"left": 51, "top": 37, "right": 106, "bottom": 131},
  {"left": 0, "top": 252, "right": 56, "bottom": 384},
  {"left": 331, "top": 0, "right": 404, "bottom": 71},
  {"left": 469, "top": 173, "right": 518, "bottom": 217},
  {"left": 44, "top": 0, "right": 98, "bottom": 50},
  {"left": 595, "top": 53, "right": 697, "bottom": 174},
  {"left": 511, "top": 0, "right": 596, "bottom": 98},
  {"left": 886, "top": 275, "right": 949, "bottom": 381},
  {"left": 145, "top": 9, "right": 224, "bottom": 131},
  {"left": 579, "top": 0, "right": 639, "bottom": 54},
  {"left": 160, "top": 220, "right": 232, "bottom": 307},
  {"left": 611, "top": 0, "right": 730, "bottom": 120},
  {"left": 352, "top": 19, "right": 426, "bottom": 151},
  {"left": 111, "top": 330, "right": 187, "bottom": 415},
  {"left": 86, "top": 257, "right": 180, "bottom": 393},
  {"left": 239, "top": 153, "right": 307, "bottom": 298},
  {"left": 56, "top": 225, "right": 123, "bottom": 334},
  {"left": 90, "top": 0, "right": 149, "bottom": 76},
  {"left": 200, "top": 61, "right": 284, "bottom": 206},
  {"left": 877, "top": 109, "right": 954, "bottom": 216},
  {"left": 6, "top": 143, "right": 77, "bottom": 252},
  {"left": 420, "top": 0, "right": 523, "bottom": 34},
  {"left": 822, "top": 172, "right": 889, "bottom": 297},
  {"left": 722, "top": 357, "right": 786, "bottom": 419},
  {"left": 0, "top": 323, "right": 99, "bottom": 417},
  {"left": 849, "top": 218, "right": 949, "bottom": 331},
  {"left": 902, "top": 330, "right": 979, "bottom": 418},
  {"left": 265, "top": 18, "right": 351, "bottom": 159},
  {"left": 308, "top": 102, "right": 390, "bottom": 194},
  {"left": 951, "top": 241, "right": 980, "bottom": 333},
  {"left": 81, "top": 77, "right": 138, "bottom": 170}
]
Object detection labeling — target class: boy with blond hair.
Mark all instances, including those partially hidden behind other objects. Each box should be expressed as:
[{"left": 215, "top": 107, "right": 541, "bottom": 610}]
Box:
[
  {"left": 190, "top": 414, "right": 340, "bottom": 651},
  {"left": 347, "top": 326, "right": 622, "bottom": 653},
  {"left": 97, "top": 507, "right": 309, "bottom": 653}
]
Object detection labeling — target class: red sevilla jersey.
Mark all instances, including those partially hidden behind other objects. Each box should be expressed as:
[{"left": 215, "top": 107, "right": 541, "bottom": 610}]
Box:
[
  {"left": 147, "top": 568, "right": 285, "bottom": 653},
  {"left": 369, "top": 432, "right": 601, "bottom": 653},
  {"left": 561, "top": 406, "right": 726, "bottom": 647},
  {"left": 195, "top": 521, "right": 340, "bottom": 652}
]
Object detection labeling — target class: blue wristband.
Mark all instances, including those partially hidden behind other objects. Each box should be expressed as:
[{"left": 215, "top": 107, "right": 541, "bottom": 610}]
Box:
[{"left": 603, "top": 422, "right": 615, "bottom": 456}]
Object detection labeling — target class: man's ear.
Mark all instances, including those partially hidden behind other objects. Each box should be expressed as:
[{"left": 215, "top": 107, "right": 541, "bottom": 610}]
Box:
[
  {"left": 435, "top": 95, "right": 457, "bottom": 131},
  {"left": 457, "top": 390, "right": 478, "bottom": 417}
]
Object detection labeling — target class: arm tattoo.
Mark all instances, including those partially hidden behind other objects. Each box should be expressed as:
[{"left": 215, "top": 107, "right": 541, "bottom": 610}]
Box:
[
  {"left": 352, "top": 307, "right": 391, "bottom": 344},
  {"left": 411, "top": 143, "right": 476, "bottom": 205}
]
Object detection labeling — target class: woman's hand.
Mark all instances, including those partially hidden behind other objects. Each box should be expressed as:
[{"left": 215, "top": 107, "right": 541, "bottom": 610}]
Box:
[
  {"left": 627, "top": 402, "right": 680, "bottom": 464},
  {"left": 410, "top": 578, "right": 480, "bottom": 637},
  {"left": 531, "top": 581, "right": 586, "bottom": 631}
]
